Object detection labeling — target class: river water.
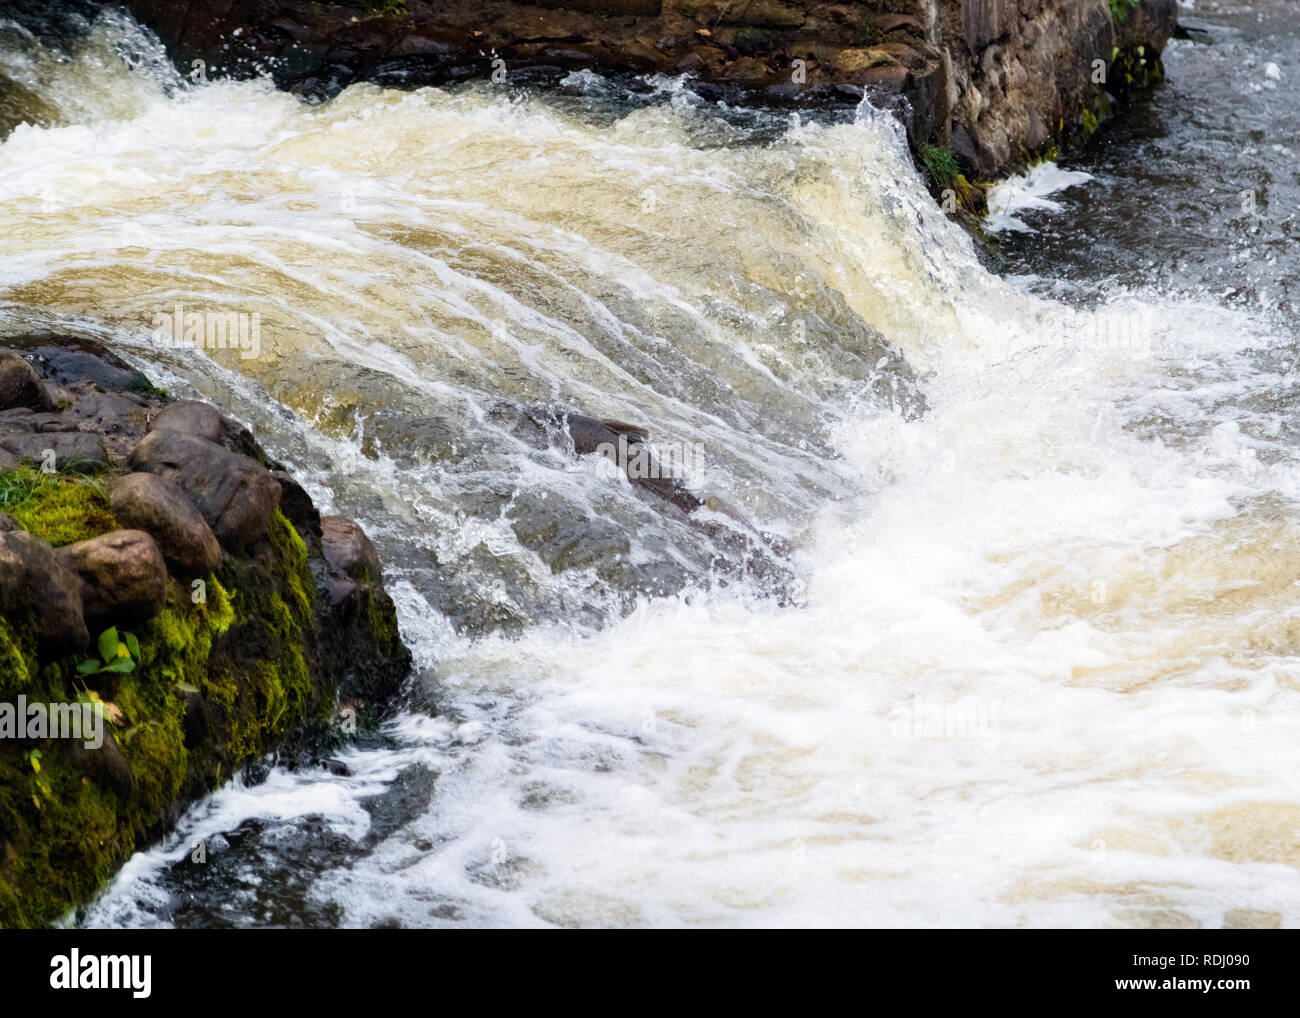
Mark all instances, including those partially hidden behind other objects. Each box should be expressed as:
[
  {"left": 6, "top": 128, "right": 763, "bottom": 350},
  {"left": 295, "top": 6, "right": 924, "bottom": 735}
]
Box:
[{"left": 2, "top": 3, "right": 1299, "bottom": 928}]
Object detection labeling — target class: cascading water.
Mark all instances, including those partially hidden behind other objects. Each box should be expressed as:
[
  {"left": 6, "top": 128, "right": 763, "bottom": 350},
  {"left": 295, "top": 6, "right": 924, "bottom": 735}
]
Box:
[{"left": 3, "top": 5, "right": 1299, "bottom": 928}]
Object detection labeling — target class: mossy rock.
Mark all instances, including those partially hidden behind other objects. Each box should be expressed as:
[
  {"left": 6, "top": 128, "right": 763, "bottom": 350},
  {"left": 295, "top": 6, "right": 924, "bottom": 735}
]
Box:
[
  {"left": 0, "top": 337, "right": 409, "bottom": 927},
  {"left": 0, "top": 509, "right": 383, "bottom": 928}
]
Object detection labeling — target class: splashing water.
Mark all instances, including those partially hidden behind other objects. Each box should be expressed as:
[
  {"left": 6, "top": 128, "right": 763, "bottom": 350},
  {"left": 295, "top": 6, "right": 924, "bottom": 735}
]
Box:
[{"left": 2, "top": 8, "right": 1299, "bottom": 928}]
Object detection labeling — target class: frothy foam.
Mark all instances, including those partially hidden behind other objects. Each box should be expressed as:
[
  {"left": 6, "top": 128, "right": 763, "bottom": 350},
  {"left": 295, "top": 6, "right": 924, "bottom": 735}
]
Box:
[{"left": 4, "top": 11, "right": 1296, "bottom": 929}]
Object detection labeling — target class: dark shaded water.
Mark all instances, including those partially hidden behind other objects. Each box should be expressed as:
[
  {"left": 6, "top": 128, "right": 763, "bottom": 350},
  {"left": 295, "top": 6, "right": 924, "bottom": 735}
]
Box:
[{"left": 1001, "top": 2, "right": 1300, "bottom": 311}]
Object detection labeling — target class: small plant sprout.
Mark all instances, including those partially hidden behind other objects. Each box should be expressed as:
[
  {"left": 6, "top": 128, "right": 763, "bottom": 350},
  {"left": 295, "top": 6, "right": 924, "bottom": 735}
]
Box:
[{"left": 78, "top": 626, "right": 140, "bottom": 677}]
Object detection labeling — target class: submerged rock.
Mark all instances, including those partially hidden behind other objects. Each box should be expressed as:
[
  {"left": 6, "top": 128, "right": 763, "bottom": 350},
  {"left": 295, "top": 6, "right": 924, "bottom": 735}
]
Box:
[
  {"left": 504, "top": 403, "right": 796, "bottom": 582},
  {"left": 562, "top": 410, "right": 706, "bottom": 515}
]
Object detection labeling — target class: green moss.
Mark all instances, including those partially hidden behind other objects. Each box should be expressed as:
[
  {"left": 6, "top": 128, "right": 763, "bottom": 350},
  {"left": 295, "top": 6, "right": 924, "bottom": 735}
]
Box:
[
  {"left": 0, "top": 740, "right": 124, "bottom": 928},
  {"left": 0, "top": 468, "right": 116, "bottom": 547},
  {"left": 1108, "top": 0, "right": 1140, "bottom": 23},
  {"left": 268, "top": 509, "right": 314, "bottom": 616},
  {"left": 365, "top": 582, "right": 402, "bottom": 651},
  {"left": 1110, "top": 43, "right": 1164, "bottom": 93},
  {"left": 133, "top": 576, "right": 235, "bottom": 688},
  {"left": 128, "top": 378, "right": 168, "bottom": 401},
  {"left": 0, "top": 508, "right": 341, "bottom": 928},
  {"left": 918, "top": 144, "right": 989, "bottom": 216},
  {"left": 0, "top": 618, "right": 30, "bottom": 686}
]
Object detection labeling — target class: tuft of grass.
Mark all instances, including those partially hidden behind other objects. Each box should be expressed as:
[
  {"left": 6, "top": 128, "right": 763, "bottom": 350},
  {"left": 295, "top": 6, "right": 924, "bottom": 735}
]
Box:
[
  {"left": 0, "top": 467, "right": 116, "bottom": 547},
  {"left": 920, "top": 143, "right": 960, "bottom": 188}
]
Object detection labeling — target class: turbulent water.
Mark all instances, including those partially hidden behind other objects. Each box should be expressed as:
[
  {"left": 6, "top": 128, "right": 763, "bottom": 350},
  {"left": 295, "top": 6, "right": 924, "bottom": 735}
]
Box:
[{"left": 3, "top": 3, "right": 1300, "bottom": 928}]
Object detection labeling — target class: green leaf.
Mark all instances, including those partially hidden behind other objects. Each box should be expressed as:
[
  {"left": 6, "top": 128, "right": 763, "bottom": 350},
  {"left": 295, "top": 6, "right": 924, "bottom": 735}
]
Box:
[
  {"left": 102, "top": 658, "right": 135, "bottom": 674},
  {"left": 98, "top": 627, "right": 119, "bottom": 665},
  {"left": 77, "top": 659, "right": 101, "bottom": 675},
  {"left": 124, "top": 631, "right": 140, "bottom": 659}
]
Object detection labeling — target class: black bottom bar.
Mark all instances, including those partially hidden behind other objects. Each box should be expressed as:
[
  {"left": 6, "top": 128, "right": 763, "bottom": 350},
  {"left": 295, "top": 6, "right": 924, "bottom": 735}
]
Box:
[{"left": 0, "top": 929, "right": 1292, "bottom": 1006}]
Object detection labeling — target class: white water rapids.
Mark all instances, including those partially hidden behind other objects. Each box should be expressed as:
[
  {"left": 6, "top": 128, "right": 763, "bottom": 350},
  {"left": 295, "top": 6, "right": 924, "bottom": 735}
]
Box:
[{"left": 3, "top": 12, "right": 1299, "bottom": 928}]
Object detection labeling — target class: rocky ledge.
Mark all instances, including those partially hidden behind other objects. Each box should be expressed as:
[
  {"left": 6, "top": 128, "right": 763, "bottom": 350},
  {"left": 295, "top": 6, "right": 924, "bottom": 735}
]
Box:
[
  {"left": 0, "top": 335, "right": 411, "bottom": 928},
  {"left": 113, "top": 0, "right": 1179, "bottom": 187}
]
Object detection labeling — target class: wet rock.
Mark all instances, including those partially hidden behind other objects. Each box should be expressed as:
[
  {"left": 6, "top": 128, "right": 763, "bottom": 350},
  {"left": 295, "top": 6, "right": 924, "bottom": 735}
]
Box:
[
  {"left": 321, "top": 515, "right": 383, "bottom": 583},
  {"left": 321, "top": 758, "right": 350, "bottom": 777},
  {"left": 3, "top": 334, "right": 154, "bottom": 393},
  {"left": 0, "top": 431, "right": 109, "bottom": 473},
  {"left": 901, "top": 56, "right": 947, "bottom": 147},
  {"left": 1119, "top": 0, "right": 1179, "bottom": 52},
  {"left": 0, "top": 530, "right": 88, "bottom": 649},
  {"left": 562, "top": 411, "right": 705, "bottom": 514},
  {"left": 0, "top": 353, "right": 53, "bottom": 412},
  {"left": 28, "top": 412, "right": 77, "bottom": 433},
  {"left": 0, "top": 513, "right": 18, "bottom": 532},
  {"left": 129, "top": 429, "right": 281, "bottom": 547},
  {"left": 317, "top": 570, "right": 359, "bottom": 609},
  {"left": 271, "top": 470, "right": 322, "bottom": 538},
  {"left": 148, "top": 399, "right": 261, "bottom": 459},
  {"left": 0, "top": 333, "right": 412, "bottom": 929},
  {"left": 310, "top": 516, "right": 411, "bottom": 707},
  {"left": 110, "top": 472, "right": 223, "bottom": 573},
  {"left": 1026, "top": 106, "right": 1049, "bottom": 151},
  {"left": 57, "top": 529, "right": 168, "bottom": 625},
  {"left": 951, "top": 122, "right": 1004, "bottom": 179}
]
